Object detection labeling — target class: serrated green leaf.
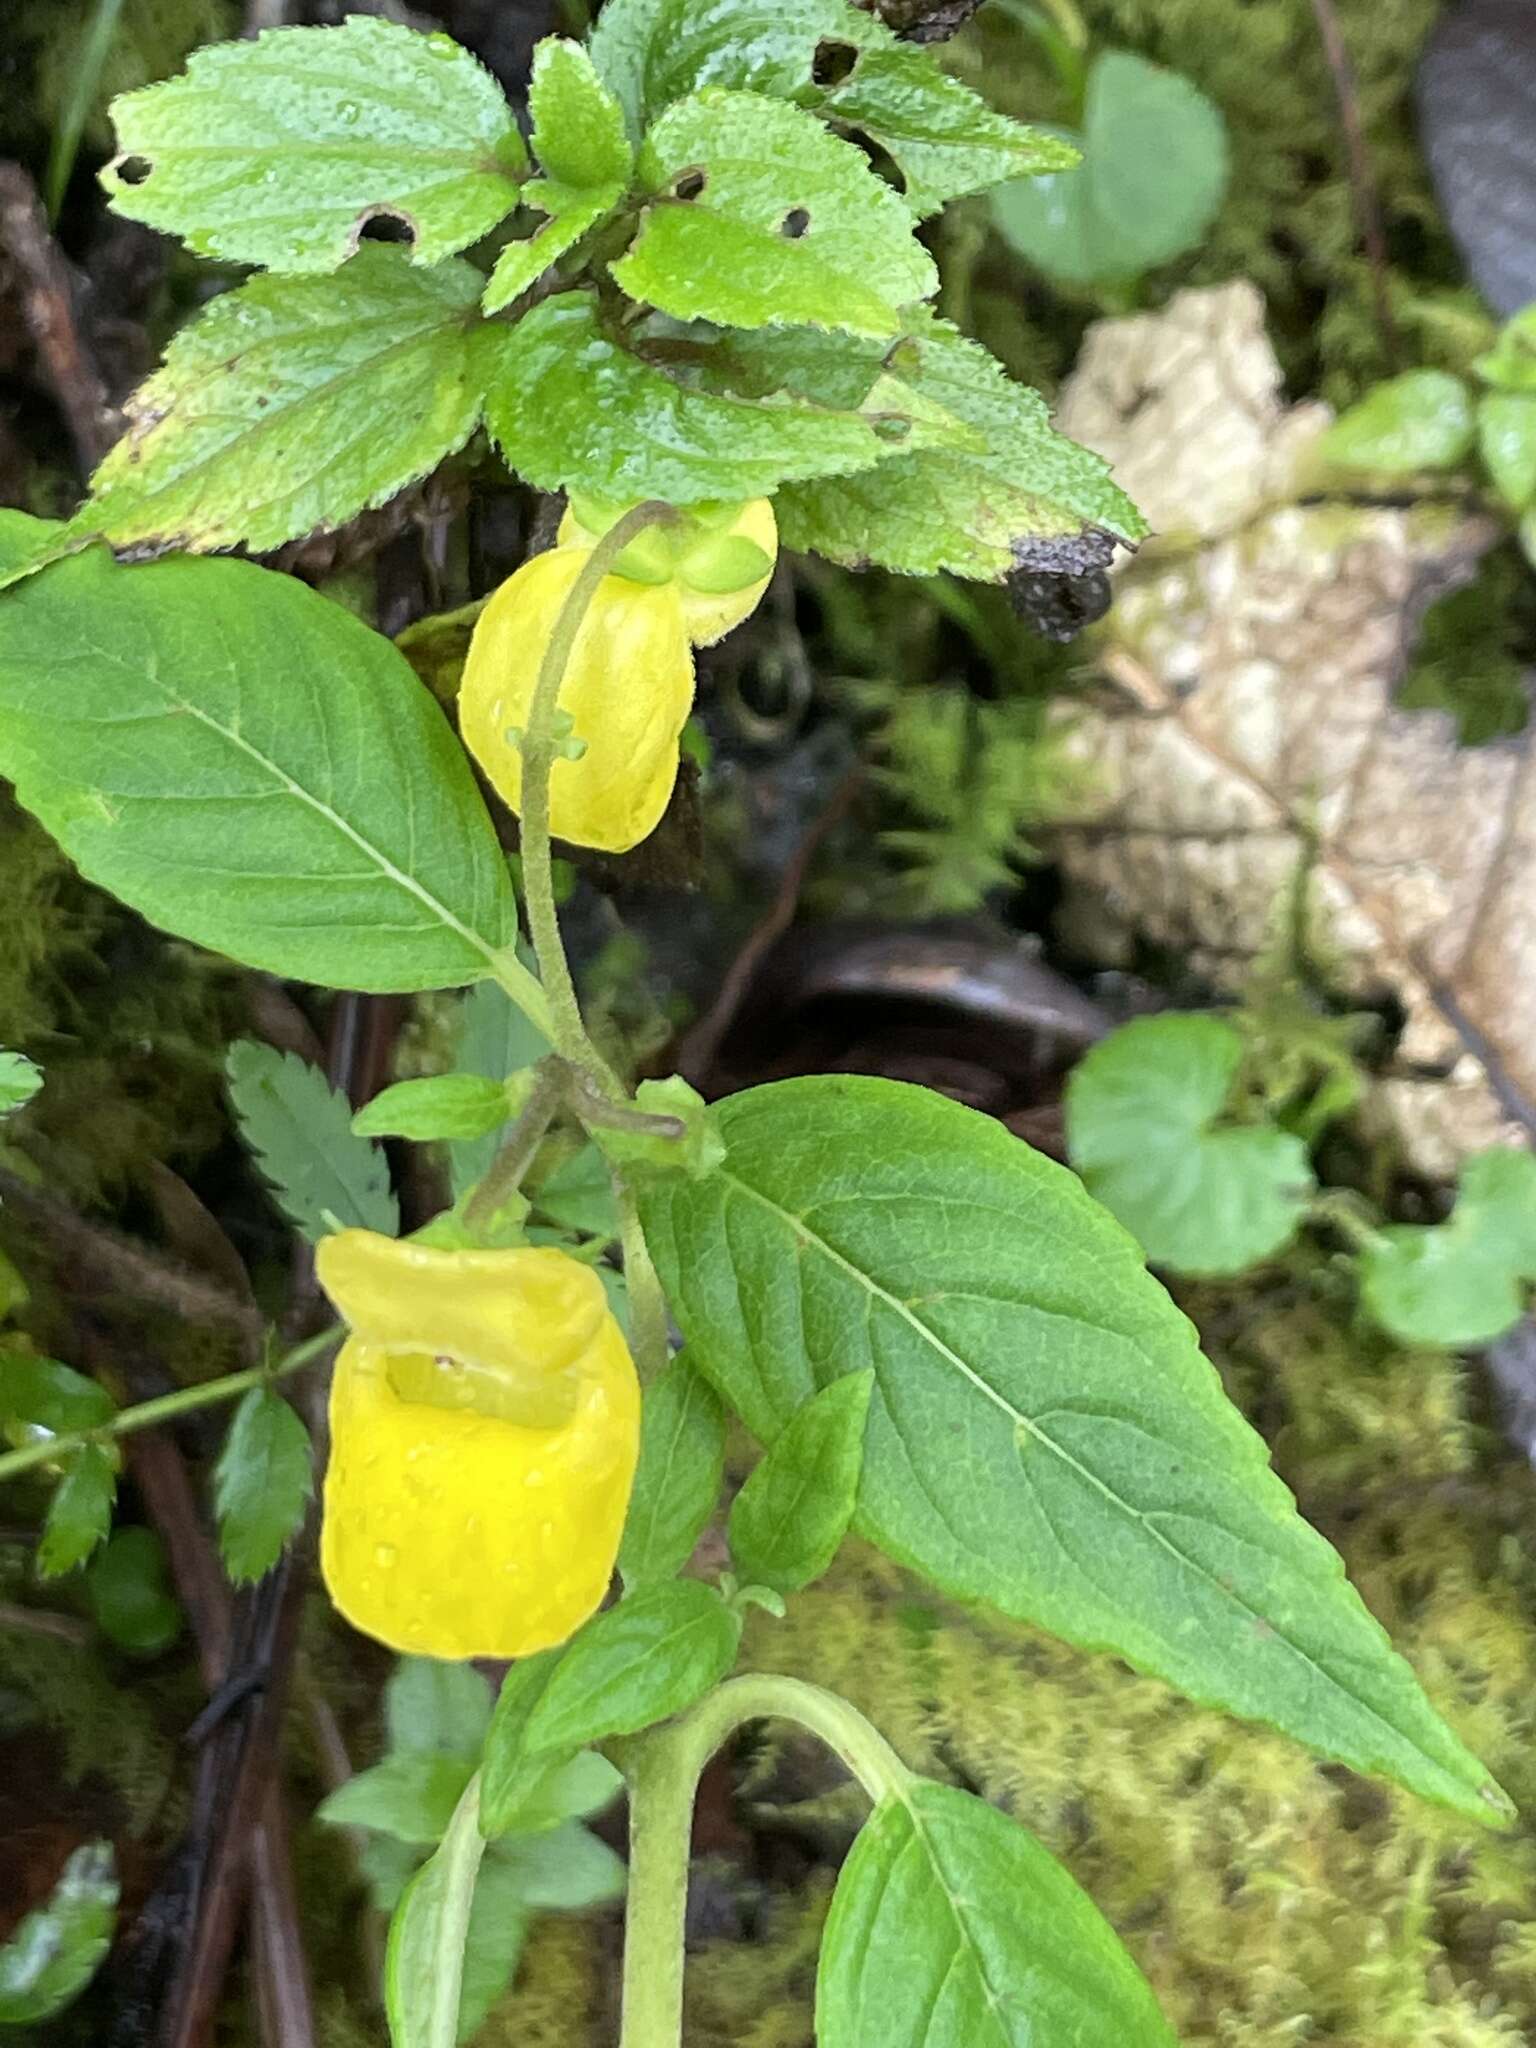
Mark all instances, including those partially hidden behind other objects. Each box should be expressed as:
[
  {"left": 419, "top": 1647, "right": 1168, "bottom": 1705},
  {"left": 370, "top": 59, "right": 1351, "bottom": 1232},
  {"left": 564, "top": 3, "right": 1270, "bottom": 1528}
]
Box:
[
  {"left": 85, "top": 1526, "right": 181, "bottom": 1654},
  {"left": 481, "top": 1588, "right": 738, "bottom": 1832},
  {"left": 320, "top": 1751, "right": 476, "bottom": 1844},
  {"left": 817, "top": 1780, "right": 1175, "bottom": 2048},
  {"left": 491, "top": 1820, "right": 627, "bottom": 1912},
  {"left": 481, "top": 184, "right": 624, "bottom": 314},
  {"left": 588, "top": 0, "right": 1069, "bottom": 213},
  {"left": 0, "top": 1841, "right": 117, "bottom": 2026},
  {"left": 354, "top": 1074, "right": 512, "bottom": 1143},
  {"left": 479, "top": 1649, "right": 565, "bottom": 1836},
  {"left": 481, "top": 1655, "right": 625, "bottom": 1838},
  {"left": 612, "top": 89, "right": 935, "bottom": 337},
  {"left": 1360, "top": 1149, "right": 1536, "bottom": 1348},
  {"left": 620, "top": 1354, "right": 725, "bottom": 1588},
  {"left": 992, "top": 51, "right": 1227, "bottom": 286},
  {"left": 729, "top": 1369, "right": 871, "bottom": 1593},
  {"left": 484, "top": 291, "right": 953, "bottom": 503},
  {"left": 448, "top": 977, "right": 551, "bottom": 1201},
  {"left": 384, "top": 1773, "right": 486, "bottom": 2048},
  {"left": 38, "top": 1444, "right": 117, "bottom": 1578},
  {"left": 523, "top": 1580, "right": 741, "bottom": 1754},
  {"left": 0, "top": 533, "right": 518, "bottom": 992},
  {"left": 453, "top": 1858, "right": 531, "bottom": 2044},
  {"left": 102, "top": 17, "right": 526, "bottom": 274},
  {"left": 1065, "top": 1013, "right": 1315, "bottom": 1276},
  {"left": 1477, "top": 391, "right": 1536, "bottom": 509},
  {"left": 387, "top": 1658, "right": 494, "bottom": 1762},
  {"left": 590, "top": 0, "right": 858, "bottom": 133},
  {"left": 1319, "top": 369, "right": 1477, "bottom": 477},
  {"left": 0, "top": 1050, "right": 41, "bottom": 1116},
  {"left": 641, "top": 1074, "right": 1510, "bottom": 1826},
  {"left": 213, "top": 1386, "right": 313, "bottom": 1583},
  {"left": 529, "top": 37, "right": 632, "bottom": 189},
  {"left": 503, "top": 1751, "right": 624, "bottom": 1835},
  {"left": 227, "top": 1041, "right": 398, "bottom": 1244},
  {"left": 79, "top": 251, "right": 487, "bottom": 557},
  {"left": 815, "top": 45, "right": 1078, "bottom": 217},
  {"left": 0, "top": 1352, "right": 115, "bottom": 1435},
  {"left": 761, "top": 312, "right": 1144, "bottom": 576}
]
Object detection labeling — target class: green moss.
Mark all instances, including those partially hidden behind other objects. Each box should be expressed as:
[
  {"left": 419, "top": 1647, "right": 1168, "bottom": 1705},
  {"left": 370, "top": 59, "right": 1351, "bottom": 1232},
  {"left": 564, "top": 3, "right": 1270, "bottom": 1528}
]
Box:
[
  {"left": 726, "top": 1281, "right": 1536, "bottom": 2048},
  {"left": 949, "top": 0, "right": 1476, "bottom": 407}
]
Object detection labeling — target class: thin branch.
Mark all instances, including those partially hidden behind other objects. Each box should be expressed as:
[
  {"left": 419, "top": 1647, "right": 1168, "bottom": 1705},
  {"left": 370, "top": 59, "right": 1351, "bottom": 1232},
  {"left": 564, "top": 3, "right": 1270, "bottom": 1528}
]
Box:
[
  {"left": 1307, "top": 0, "right": 1400, "bottom": 368},
  {"left": 0, "top": 161, "right": 119, "bottom": 475},
  {"left": 0, "top": 1167, "right": 266, "bottom": 1351}
]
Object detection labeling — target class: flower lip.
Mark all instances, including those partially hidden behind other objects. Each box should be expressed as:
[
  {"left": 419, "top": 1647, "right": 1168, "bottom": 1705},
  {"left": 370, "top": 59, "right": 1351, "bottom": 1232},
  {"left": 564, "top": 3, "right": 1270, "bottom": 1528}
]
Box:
[{"left": 315, "top": 1228, "right": 607, "bottom": 1423}]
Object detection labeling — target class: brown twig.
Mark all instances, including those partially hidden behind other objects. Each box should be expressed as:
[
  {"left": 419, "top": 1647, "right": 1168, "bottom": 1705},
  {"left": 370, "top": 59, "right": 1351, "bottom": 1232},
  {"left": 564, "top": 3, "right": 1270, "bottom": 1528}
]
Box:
[
  {"left": 0, "top": 161, "right": 119, "bottom": 475},
  {"left": 0, "top": 1167, "right": 266, "bottom": 1354},
  {"left": 1306, "top": 0, "right": 1401, "bottom": 368}
]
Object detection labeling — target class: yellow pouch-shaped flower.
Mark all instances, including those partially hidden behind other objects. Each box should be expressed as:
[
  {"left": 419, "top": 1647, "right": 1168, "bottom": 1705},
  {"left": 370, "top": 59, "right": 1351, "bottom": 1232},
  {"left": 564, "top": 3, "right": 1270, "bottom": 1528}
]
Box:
[
  {"left": 558, "top": 498, "right": 778, "bottom": 647},
  {"left": 316, "top": 1229, "right": 639, "bottom": 1661},
  {"left": 458, "top": 546, "right": 693, "bottom": 854}
]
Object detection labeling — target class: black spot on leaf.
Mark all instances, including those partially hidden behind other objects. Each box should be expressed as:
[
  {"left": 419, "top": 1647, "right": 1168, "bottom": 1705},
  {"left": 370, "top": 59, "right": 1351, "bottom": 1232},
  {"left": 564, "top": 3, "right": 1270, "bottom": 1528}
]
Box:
[{"left": 780, "top": 207, "right": 812, "bottom": 239}]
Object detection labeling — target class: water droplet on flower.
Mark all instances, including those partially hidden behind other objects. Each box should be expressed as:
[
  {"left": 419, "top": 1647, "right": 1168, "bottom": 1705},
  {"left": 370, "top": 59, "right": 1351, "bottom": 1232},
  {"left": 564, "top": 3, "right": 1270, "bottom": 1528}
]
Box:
[
  {"left": 523, "top": 1468, "right": 545, "bottom": 1489},
  {"left": 374, "top": 1543, "right": 398, "bottom": 1568}
]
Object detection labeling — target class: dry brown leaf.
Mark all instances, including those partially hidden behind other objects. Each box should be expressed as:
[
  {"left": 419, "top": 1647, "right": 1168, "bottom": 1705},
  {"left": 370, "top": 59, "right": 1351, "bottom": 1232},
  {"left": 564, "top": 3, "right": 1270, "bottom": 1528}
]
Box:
[{"left": 1050, "top": 283, "right": 1534, "bottom": 1176}]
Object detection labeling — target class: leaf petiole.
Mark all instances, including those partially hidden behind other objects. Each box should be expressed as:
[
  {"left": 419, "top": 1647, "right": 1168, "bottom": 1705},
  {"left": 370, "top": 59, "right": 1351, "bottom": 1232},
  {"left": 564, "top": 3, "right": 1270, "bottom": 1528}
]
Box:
[{"left": 0, "top": 1324, "right": 339, "bottom": 1487}]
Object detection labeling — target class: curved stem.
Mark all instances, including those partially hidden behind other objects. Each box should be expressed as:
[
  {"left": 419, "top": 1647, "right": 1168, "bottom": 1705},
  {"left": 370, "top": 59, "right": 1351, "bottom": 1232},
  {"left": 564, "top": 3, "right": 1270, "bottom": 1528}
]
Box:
[
  {"left": 518, "top": 500, "right": 679, "bottom": 1094},
  {"left": 461, "top": 1064, "right": 563, "bottom": 1232},
  {"left": 0, "top": 1324, "right": 339, "bottom": 1486},
  {"left": 615, "top": 1178, "right": 672, "bottom": 1387},
  {"left": 618, "top": 1676, "right": 911, "bottom": 2048}
]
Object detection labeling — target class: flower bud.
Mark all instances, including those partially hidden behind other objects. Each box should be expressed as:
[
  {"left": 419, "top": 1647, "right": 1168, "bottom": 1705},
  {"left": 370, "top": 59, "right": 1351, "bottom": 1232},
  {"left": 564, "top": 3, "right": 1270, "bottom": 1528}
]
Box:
[
  {"left": 559, "top": 498, "right": 778, "bottom": 646},
  {"left": 316, "top": 1229, "right": 639, "bottom": 1660}
]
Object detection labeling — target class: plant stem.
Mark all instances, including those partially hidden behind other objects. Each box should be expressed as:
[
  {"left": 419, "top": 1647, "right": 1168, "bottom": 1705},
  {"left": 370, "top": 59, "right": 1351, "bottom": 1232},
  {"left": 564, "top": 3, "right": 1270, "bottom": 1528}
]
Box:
[
  {"left": 461, "top": 1064, "right": 563, "bottom": 1231},
  {"left": 0, "top": 1325, "right": 339, "bottom": 1486},
  {"left": 615, "top": 1178, "right": 672, "bottom": 1387},
  {"left": 517, "top": 500, "right": 679, "bottom": 1093},
  {"left": 618, "top": 1676, "right": 911, "bottom": 2048}
]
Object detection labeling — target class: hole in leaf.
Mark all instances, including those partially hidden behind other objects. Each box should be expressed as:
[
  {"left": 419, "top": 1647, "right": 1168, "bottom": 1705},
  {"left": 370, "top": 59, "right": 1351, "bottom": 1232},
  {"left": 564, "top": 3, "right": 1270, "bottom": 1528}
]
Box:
[
  {"left": 780, "top": 207, "right": 812, "bottom": 239},
  {"left": 356, "top": 209, "right": 416, "bottom": 247},
  {"left": 840, "top": 127, "right": 907, "bottom": 195},
  {"left": 812, "top": 39, "right": 860, "bottom": 87},
  {"left": 673, "top": 168, "right": 707, "bottom": 201},
  {"left": 115, "top": 155, "right": 152, "bottom": 186}
]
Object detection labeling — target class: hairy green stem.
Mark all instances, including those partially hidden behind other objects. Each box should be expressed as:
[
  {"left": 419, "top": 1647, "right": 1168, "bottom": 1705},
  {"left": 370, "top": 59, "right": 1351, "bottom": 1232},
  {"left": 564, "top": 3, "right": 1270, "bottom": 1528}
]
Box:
[
  {"left": 0, "top": 1325, "right": 340, "bottom": 1485},
  {"left": 461, "top": 1064, "right": 564, "bottom": 1231},
  {"left": 615, "top": 1179, "right": 672, "bottom": 1387},
  {"left": 618, "top": 1677, "right": 911, "bottom": 2048},
  {"left": 518, "top": 500, "right": 679, "bottom": 1092}
]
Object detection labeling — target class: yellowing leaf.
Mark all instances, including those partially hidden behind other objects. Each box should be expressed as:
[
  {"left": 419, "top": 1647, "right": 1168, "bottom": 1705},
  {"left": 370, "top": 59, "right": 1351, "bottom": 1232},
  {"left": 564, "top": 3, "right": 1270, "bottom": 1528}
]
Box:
[{"left": 81, "top": 250, "right": 486, "bottom": 556}]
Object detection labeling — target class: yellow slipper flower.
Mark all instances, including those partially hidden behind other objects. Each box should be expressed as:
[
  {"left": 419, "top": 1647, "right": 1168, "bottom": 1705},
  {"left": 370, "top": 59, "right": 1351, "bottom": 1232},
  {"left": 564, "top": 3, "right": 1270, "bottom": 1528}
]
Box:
[
  {"left": 558, "top": 497, "right": 778, "bottom": 647},
  {"left": 458, "top": 546, "right": 694, "bottom": 854},
  {"left": 316, "top": 1229, "right": 639, "bottom": 1661}
]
